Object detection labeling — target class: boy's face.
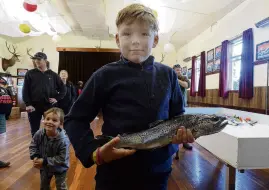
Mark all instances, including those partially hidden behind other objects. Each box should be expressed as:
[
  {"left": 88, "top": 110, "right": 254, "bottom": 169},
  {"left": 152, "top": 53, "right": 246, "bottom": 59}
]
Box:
[
  {"left": 116, "top": 20, "right": 159, "bottom": 64},
  {"left": 44, "top": 112, "right": 62, "bottom": 136}
]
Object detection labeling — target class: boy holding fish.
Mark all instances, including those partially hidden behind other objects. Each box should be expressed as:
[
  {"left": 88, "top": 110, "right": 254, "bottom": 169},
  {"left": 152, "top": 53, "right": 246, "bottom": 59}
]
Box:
[{"left": 64, "top": 3, "right": 194, "bottom": 190}]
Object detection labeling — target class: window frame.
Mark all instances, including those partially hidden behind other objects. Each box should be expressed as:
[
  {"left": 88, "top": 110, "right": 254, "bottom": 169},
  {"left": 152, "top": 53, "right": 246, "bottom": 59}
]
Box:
[{"left": 229, "top": 36, "right": 243, "bottom": 91}]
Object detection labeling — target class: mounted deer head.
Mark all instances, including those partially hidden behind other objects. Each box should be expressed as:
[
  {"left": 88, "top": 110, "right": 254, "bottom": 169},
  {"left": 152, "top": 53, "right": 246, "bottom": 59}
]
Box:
[{"left": 2, "top": 41, "right": 21, "bottom": 71}]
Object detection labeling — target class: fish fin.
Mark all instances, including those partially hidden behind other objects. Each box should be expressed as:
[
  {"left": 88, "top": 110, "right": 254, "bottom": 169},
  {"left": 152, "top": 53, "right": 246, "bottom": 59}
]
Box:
[
  {"left": 95, "top": 135, "right": 114, "bottom": 146},
  {"left": 95, "top": 135, "right": 114, "bottom": 139},
  {"left": 173, "top": 114, "right": 183, "bottom": 118},
  {"left": 149, "top": 120, "right": 164, "bottom": 128},
  {"left": 119, "top": 133, "right": 129, "bottom": 137}
]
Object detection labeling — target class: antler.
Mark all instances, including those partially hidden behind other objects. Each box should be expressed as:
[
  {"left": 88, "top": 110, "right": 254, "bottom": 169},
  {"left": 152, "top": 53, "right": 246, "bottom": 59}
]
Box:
[
  {"left": 41, "top": 48, "right": 44, "bottom": 52},
  {"left": 27, "top": 48, "right": 34, "bottom": 59},
  {"left": 5, "top": 41, "right": 20, "bottom": 57},
  {"left": 160, "top": 53, "right": 165, "bottom": 63}
]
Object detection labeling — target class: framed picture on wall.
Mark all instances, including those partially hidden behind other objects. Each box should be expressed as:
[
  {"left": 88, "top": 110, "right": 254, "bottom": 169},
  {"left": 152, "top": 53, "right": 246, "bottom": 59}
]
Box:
[
  {"left": 187, "top": 68, "right": 192, "bottom": 79},
  {"left": 17, "top": 78, "right": 24, "bottom": 86},
  {"left": 182, "top": 66, "right": 187, "bottom": 75},
  {"left": 215, "top": 45, "right": 222, "bottom": 60},
  {"left": 212, "top": 59, "right": 220, "bottom": 72},
  {"left": 207, "top": 49, "right": 214, "bottom": 62},
  {"left": 207, "top": 62, "right": 213, "bottom": 73},
  {"left": 17, "top": 68, "right": 28, "bottom": 77},
  {"left": 256, "top": 40, "right": 269, "bottom": 61}
]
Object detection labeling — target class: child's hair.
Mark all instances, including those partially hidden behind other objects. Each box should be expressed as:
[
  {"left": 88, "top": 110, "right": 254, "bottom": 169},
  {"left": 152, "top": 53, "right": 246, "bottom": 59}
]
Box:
[
  {"left": 44, "top": 107, "right": 65, "bottom": 124},
  {"left": 116, "top": 3, "right": 159, "bottom": 32}
]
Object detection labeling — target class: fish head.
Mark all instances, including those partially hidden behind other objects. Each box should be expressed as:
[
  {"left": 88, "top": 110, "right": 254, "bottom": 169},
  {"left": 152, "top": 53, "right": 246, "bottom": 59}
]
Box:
[{"left": 191, "top": 114, "right": 228, "bottom": 139}]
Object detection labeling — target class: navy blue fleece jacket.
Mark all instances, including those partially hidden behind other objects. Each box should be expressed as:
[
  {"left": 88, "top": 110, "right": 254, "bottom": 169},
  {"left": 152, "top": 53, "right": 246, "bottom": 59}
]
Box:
[{"left": 64, "top": 55, "right": 184, "bottom": 175}]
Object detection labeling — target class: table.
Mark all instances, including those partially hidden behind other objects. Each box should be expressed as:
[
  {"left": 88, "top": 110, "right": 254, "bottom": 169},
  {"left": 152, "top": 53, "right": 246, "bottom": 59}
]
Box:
[{"left": 184, "top": 107, "right": 269, "bottom": 190}]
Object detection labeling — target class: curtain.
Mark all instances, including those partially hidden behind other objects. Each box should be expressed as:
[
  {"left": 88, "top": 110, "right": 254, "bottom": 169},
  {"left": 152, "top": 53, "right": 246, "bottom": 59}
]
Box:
[
  {"left": 58, "top": 51, "right": 120, "bottom": 85},
  {"left": 219, "top": 40, "right": 230, "bottom": 98},
  {"left": 198, "top": 51, "right": 206, "bottom": 97},
  {"left": 190, "top": 56, "right": 196, "bottom": 97},
  {"left": 239, "top": 28, "right": 254, "bottom": 99}
]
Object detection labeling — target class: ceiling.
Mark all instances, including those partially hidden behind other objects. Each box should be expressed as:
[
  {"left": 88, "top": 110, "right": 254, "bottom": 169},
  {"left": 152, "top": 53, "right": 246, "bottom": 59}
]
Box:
[{"left": 0, "top": 0, "right": 247, "bottom": 48}]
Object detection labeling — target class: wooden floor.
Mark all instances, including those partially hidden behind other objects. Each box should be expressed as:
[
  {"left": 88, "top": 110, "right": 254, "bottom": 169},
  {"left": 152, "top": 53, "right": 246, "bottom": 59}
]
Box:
[{"left": 1, "top": 116, "right": 269, "bottom": 190}]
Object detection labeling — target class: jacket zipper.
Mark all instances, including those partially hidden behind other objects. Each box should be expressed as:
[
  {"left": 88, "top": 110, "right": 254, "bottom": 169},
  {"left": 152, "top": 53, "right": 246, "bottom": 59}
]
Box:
[{"left": 141, "top": 65, "right": 152, "bottom": 108}]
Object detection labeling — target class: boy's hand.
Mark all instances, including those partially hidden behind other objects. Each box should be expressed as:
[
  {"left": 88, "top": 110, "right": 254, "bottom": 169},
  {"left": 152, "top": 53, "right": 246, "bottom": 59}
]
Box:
[
  {"left": 172, "top": 126, "right": 194, "bottom": 144},
  {"left": 98, "top": 137, "right": 136, "bottom": 164},
  {"left": 33, "top": 158, "right": 43, "bottom": 169}
]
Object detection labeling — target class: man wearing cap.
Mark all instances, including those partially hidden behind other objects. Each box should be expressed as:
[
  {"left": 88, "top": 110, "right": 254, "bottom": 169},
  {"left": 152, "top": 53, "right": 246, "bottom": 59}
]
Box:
[
  {"left": 22, "top": 52, "right": 66, "bottom": 137},
  {"left": 173, "top": 64, "right": 192, "bottom": 151}
]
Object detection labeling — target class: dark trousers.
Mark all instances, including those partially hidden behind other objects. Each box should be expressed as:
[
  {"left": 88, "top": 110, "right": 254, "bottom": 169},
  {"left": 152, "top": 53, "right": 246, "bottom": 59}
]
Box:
[
  {"left": 40, "top": 170, "right": 68, "bottom": 190},
  {"left": 28, "top": 104, "right": 53, "bottom": 137},
  {"left": 58, "top": 105, "right": 71, "bottom": 115},
  {"left": 95, "top": 170, "right": 171, "bottom": 190}
]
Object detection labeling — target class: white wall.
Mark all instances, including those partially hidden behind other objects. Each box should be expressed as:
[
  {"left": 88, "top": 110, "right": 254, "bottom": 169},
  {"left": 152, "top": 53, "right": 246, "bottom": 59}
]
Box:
[
  {"left": 177, "top": 0, "right": 269, "bottom": 89},
  {"left": 0, "top": 34, "right": 176, "bottom": 75}
]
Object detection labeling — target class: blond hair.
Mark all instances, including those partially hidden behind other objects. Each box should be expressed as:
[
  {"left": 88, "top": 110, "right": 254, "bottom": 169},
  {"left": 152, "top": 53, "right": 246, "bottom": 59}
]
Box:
[
  {"left": 44, "top": 107, "right": 65, "bottom": 124},
  {"left": 116, "top": 3, "right": 159, "bottom": 32}
]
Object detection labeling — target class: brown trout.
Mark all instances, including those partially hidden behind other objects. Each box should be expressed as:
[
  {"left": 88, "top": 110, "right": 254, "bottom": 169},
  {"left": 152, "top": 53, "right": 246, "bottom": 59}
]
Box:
[{"left": 96, "top": 114, "right": 228, "bottom": 150}]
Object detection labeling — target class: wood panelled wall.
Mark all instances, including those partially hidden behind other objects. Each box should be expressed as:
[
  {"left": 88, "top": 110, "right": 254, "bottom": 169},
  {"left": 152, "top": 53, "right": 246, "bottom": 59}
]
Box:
[{"left": 187, "top": 87, "right": 268, "bottom": 114}]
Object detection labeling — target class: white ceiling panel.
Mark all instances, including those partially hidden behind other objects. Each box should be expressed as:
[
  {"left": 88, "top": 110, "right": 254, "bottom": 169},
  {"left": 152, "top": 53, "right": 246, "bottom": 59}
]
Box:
[
  {"left": 66, "top": 0, "right": 102, "bottom": 5},
  {"left": 0, "top": 0, "right": 249, "bottom": 47},
  {"left": 171, "top": 11, "right": 208, "bottom": 31},
  {"left": 82, "top": 27, "right": 110, "bottom": 40},
  {"left": 159, "top": 0, "right": 237, "bottom": 14}
]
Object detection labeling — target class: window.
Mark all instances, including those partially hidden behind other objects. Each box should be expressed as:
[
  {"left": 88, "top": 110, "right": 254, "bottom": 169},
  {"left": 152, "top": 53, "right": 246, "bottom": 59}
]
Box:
[
  {"left": 230, "top": 37, "right": 243, "bottom": 91},
  {"left": 195, "top": 56, "right": 201, "bottom": 92}
]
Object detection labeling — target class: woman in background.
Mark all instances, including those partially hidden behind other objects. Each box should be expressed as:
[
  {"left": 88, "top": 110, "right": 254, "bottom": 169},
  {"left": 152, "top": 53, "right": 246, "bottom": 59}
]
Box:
[
  {"left": 76, "top": 81, "right": 84, "bottom": 97},
  {"left": 58, "top": 70, "right": 76, "bottom": 115}
]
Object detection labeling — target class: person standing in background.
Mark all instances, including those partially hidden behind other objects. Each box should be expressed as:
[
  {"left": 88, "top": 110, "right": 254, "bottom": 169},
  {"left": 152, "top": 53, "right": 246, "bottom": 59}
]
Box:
[
  {"left": 22, "top": 52, "right": 66, "bottom": 137},
  {"left": 76, "top": 81, "right": 84, "bottom": 98},
  {"left": 173, "top": 64, "right": 192, "bottom": 151},
  {"left": 58, "top": 70, "right": 77, "bottom": 115},
  {"left": 0, "top": 76, "right": 13, "bottom": 168},
  {"left": 0, "top": 76, "right": 13, "bottom": 134}
]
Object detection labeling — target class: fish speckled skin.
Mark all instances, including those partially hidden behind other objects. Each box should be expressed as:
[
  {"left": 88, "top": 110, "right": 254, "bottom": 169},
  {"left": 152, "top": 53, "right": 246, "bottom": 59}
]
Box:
[{"left": 113, "top": 114, "right": 228, "bottom": 150}]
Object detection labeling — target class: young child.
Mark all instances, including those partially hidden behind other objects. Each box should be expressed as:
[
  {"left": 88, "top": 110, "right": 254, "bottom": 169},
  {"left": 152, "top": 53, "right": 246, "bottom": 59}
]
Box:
[
  {"left": 29, "top": 107, "right": 70, "bottom": 190},
  {"left": 64, "top": 3, "right": 194, "bottom": 190}
]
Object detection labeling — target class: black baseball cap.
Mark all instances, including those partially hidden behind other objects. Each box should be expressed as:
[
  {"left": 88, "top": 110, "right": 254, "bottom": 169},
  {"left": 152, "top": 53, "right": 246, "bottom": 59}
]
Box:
[
  {"left": 173, "top": 64, "right": 181, "bottom": 69},
  {"left": 32, "top": 52, "right": 47, "bottom": 60}
]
